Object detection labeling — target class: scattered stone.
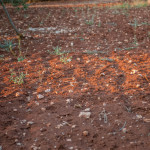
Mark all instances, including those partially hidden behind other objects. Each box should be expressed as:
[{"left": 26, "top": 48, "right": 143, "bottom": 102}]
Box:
[
  {"left": 72, "top": 125, "right": 76, "bottom": 128},
  {"left": 45, "top": 89, "right": 51, "bottom": 93},
  {"left": 46, "top": 123, "right": 51, "bottom": 127},
  {"left": 136, "top": 114, "right": 142, "bottom": 119},
  {"left": 41, "top": 107, "right": 46, "bottom": 111},
  {"left": 0, "top": 145, "right": 2, "bottom": 150},
  {"left": 40, "top": 128, "right": 47, "bottom": 132},
  {"left": 16, "top": 92, "right": 20, "bottom": 97},
  {"left": 13, "top": 108, "right": 17, "bottom": 112},
  {"left": 84, "top": 108, "right": 90, "bottom": 112},
  {"left": 16, "top": 143, "right": 22, "bottom": 146},
  {"left": 79, "top": 112, "right": 91, "bottom": 118},
  {"left": 31, "top": 145, "right": 40, "bottom": 150},
  {"left": 27, "top": 96, "right": 31, "bottom": 101},
  {"left": 66, "top": 99, "right": 73, "bottom": 104},
  {"left": 66, "top": 139, "right": 72, "bottom": 142},
  {"left": 74, "top": 104, "right": 82, "bottom": 108},
  {"left": 35, "top": 101, "right": 39, "bottom": 106},
  {"left": 82, "top": 130, "right": 89, "bottom": 136},
  {"left": 143, "top": 118, "right": 150, "bottom": 123},
  {"left": 37, "top": 94, "right": 44, "bottom": 99},
  {"left": 27, "top": 121, "right": 34, "bottom": 126},
  {"left": 69, "top": 147, "right": 74, "bottom": 150}
]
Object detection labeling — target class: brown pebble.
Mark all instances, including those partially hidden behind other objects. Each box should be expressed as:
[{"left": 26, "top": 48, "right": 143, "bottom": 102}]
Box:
[{"left": 83, "top": 131, "right": 89, "bottom": 136}]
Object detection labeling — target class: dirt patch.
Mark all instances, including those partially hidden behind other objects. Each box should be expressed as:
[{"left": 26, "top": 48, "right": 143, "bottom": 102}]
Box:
[{"left": 0, "top": 1, "right": 150, "bottom": 150}]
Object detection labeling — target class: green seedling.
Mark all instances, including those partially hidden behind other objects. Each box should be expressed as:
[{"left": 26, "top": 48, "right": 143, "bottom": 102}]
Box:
[
  {"left": 83, "top": 50, "right": 107, "bottom": 54},
  {"left": 48, "top": 46, "right": 63, "bottom": 55},
  {"left": 98, "top": 20, "right": 101, "bottom": 27},
  {"left": 60, "top": 53, "right": 72, "bottom": 64},
  {"left": 9, "top": 69, "right": 26, "bottom": 85},
  {"left": 116, "top": 46, "right": 136, "bottom": 51},
  {"left": 17, "top": 56, "right": 25, "bottom": 62},
  {"left": 85, "top": 15, "right": 95, "bottom": 25}
]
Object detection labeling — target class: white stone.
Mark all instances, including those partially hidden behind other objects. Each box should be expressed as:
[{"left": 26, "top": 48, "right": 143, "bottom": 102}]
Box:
[
  {"left": 136, "top": 115, "right": 142, "bottom": 119},
  {"left": 79, "top": 112, "right": 91, "bottom": 118},
  {"left": 84, "top": 108, "right": 90, "bottom": 112},
  {"left": 45, "top": 89, "right": 51, "bottom": 93},
  {"left": 37, "top": 94, "right": 44, "bottom": 99}
]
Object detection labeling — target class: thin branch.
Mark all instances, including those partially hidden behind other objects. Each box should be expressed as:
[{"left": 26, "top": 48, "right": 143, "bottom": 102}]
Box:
[{"left": 0, "top": 0, "right": 23, "bottom": 38}]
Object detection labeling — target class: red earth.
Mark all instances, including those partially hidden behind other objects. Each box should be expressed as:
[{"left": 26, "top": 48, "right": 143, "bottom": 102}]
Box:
[{"left": 0, "top": 0, "right": 150, "bottom": 149}]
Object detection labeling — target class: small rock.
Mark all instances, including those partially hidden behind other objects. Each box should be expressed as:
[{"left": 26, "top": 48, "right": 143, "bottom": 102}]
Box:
[
  {"left": 13, "top": 108, "right": 17, "bottom": 112},
  {"left": 37, "top": 94, "right": 44, "bottom": 99},
  {"left": 16, "top": 143, "right": 22, "bottom": 146},
  {"left": 41, "top": 107, "right": 46, "bottom": 111},
  {"left": 46, "top": 123, "right": 51, "bottom": 127},
  {"left": 40, "top": 128, "right": 47, "bottom": 132},
  {"left": 82, "top": 131, "right": 89, "bottom": 136},
  {"left": 0, "top": 145, "right": 2, "bottom": 150},
  {"left": 79, "top": 112, "right": 91, "bottom": 118},
  {"left": 72, "top": 125, "right": 76, "bottom": 128},
  {"left": 74, "top": 104, "right": 82, "bottom": 108},
  {"left": 35, "top": 101, "right": 39, "bottom": 106},
  {"left": 84, "top": 108, "right": 90, "bottom": 112},
  {"left": 66, "top": 99, "right": 73, "bottom": 104},
  {"left": 16, "top": 92, "right": 20, "bottom": 97},
  {"left": 143, "top": 118, "right": 150, "bottom": 123},
  {"left": 45, "top": 89, "right": 51, "bottom": 93},
  {"left": 27, "top": 121, "right": 34, "bottom": 126},
  {"left": 27, "top": 96, "right": 31, "bottom": 101},
  {"left": 136, "top": 114, "right": 142, "bottom": 119},
  {"left": 66, "top": 139, "right": 72, "bottom": 142}
]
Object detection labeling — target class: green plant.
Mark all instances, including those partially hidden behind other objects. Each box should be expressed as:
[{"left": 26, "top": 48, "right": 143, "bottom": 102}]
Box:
[
  {"left": 98, "top": 20, "right": 101, "bottom": 27},
  {"left": 17, "top": 56, "right": 25, "bottom": 62},
  {"left": 9, "top": 69, "right": 26, "bottom": 85},
  {"left": 60, "top": 53, "right": 72, "bottom": 64},
  {"left": 85, "top": 15, "right": 95, "bottom": 25},
  {"left": 53, "top": 46, "right": 63, "bottom": 55}
]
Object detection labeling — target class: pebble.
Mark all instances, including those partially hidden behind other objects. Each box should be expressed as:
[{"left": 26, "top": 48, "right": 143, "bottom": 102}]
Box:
[
  {"left": 37, "top": 94, "right": 44, "bottom": 99},
  {"left": 82, "top": 131, "right": 89, "bottom": 136},
  {"left": 45, "top": 89, "right": 51, "bottom": 93},
  {"left": 66, "top": 99, "right": 73, "bottom": 104},
  {"left": 16, "top": 143, "right": 22, "bottom": 146},
  {"left": 40, "top": 128, "right": 47, "bottom": 132},
  {"left": 0, "top": 146, "right": 2, "bottom": 150},
  {"left": 66, "top": 139, "right": 72, "bottom": 142},
  {"left": 16, "top": 92, "right": 21, "bottom": 97},
  {"left": 136, "top": 114, "right": 142, "bottom": 119},
  {"left": 13, "top": 108, "right": 18, "bottom": 112},
  {"left": 27, "top": 121, "right": 34, "bottom": 126},
  {"left": 41, "top": 107, "right": 46, "bottom": 111},
  {"left": 79, "top": 112, "right": 91, "bottom": 118},
  {"left": 84, "top": 108, "right": 90, "bottom": 112},
  {"left": 46, "top": 123, "right": 51, "bottom": 127}
]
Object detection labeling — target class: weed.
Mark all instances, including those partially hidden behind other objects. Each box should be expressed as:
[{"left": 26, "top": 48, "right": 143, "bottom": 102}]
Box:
[
  {"left": 115, "top": 46, "right": 136, "bottom": 51},
  {"left": 17, "top": 56, "right": 25, "bottom": 62},
  {"left": 48, "top": 46, "right": 63, "bottom": 55},
  {"left": 53, "top": 46, "right": 63, "bottom": 55},
  {"left": 99, "top": 109, "right": 108, "bottom": 124},
  {"left": 60, "top": 53, "right": 72, "bottom": 64},
  {"left": 148, "top": 31, "right": 150, "bottom": 38},
  {"left": 85, "top": 15, "right": 95, "bottom": 25},
  {"left": 98, "top": 20, "right": 101, "bottom": 27},
  {"left": 9, "top": 69, "right": 26, "bottom": 85}
]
